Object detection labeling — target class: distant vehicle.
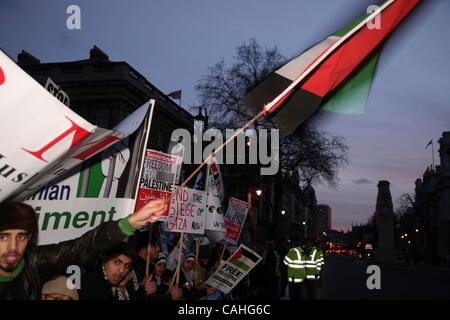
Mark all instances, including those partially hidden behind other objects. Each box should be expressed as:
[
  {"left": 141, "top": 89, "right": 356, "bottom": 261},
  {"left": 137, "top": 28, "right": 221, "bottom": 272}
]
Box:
[
  {"left": 358, "top": 243, "right": 374, "bottom": 259},
  {"left": 364, "top": 244, "right": 374, "bottom": 259}
]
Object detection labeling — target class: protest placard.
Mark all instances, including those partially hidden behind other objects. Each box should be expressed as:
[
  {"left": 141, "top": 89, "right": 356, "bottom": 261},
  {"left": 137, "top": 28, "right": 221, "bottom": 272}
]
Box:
[
  {"left": 205, "top": 244, "right": 262, "bottom": 294},
  {"left": 164, "top": 187, "right": 206, "bottom": 235},
  {"left": 224, "top": 197, "right": 249, "bottom": 245},
  {"left": 135, "top": 149, "right": 181, "bottom": 217},
  {"left": 205, "top": 157, "right": 226, "bottom": 233}
]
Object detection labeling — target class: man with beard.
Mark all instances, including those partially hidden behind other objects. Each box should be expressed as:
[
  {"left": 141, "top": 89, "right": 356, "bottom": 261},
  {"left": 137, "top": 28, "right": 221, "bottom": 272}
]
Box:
[{"left": 0, "top": 200, "right": 167, "bottom": 300}]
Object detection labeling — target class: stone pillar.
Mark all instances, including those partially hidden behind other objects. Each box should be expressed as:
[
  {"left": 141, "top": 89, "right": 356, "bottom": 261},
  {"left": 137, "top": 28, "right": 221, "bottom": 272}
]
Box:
[
  {"left": 438, "top": 132, "right": 450, "bottom": 262},
  {"left": 375, "top": 180, "right": 398, "bottom": 263}
]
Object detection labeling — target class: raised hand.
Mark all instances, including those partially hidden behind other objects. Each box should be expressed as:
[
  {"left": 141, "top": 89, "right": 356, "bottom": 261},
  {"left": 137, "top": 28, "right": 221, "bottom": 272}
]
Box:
[
  {"left": 144, "top": 274, "right": 157, "bottom": 295},
  {"left": 128, "top": 199, "right": 168, "bottom": 229}
]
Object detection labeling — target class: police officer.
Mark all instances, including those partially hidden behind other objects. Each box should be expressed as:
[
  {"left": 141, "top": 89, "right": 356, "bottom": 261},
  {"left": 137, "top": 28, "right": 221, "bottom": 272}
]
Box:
[
  {"left": 303, "top": 238, "right": 324, "bottom": 300},
  {"left": 283, "top": 239, "right": 306, "bottom": 300}
]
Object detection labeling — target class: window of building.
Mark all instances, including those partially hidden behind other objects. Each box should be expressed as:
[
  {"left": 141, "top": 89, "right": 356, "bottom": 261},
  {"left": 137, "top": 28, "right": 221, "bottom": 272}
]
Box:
[{"left": 95, "top": 108, "right": 111, "bottom": 128}]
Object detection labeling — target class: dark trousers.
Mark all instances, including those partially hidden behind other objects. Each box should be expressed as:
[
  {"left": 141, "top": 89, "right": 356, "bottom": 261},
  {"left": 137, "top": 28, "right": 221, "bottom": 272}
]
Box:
[
  {"left": 305, "top": 278, "right": 322, "bottom": 300},
  {"left": 288, "top": 282, "right": 303, "bottom": 300}
]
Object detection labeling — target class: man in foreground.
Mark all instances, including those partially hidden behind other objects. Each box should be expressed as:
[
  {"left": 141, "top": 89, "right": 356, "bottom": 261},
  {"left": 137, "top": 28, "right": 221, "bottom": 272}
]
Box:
[{"left": 0, "top": 200, "right": 167, "bottom": 300}]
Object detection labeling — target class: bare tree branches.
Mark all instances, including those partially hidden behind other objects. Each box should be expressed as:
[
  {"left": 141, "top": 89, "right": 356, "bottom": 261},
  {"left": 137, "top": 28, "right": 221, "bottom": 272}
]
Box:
[{"left": 194, "top": 38, "right": 349, "bottom": 188}]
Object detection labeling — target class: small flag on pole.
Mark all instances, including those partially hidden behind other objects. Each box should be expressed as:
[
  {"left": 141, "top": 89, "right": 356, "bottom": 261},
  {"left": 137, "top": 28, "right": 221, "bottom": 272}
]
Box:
[
  {"left": 425, "top": 139, "right": 433, "bottom": 149},
  {"left": 167, "top": 89, "right": 181, "bottom": 100}
]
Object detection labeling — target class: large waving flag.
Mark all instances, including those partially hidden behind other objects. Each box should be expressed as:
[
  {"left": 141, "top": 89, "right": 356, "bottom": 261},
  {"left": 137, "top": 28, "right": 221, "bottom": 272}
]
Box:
[
  {"left": 0, "top": 50, "right": 151, "bottom": 202},
  {"left": 244, "top": 0, "right": 422, "bottom": 136}
]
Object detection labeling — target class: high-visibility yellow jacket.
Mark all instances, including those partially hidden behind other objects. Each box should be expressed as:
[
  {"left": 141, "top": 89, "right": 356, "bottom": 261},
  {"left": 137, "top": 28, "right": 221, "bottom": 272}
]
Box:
[
  {"left": 283, "top": 246, "right": 306, "bottom": 283},
  {"left": 305, "top": 246, "right": 324, "bottom": 280},
  {"left": 316, "top": 249, "right": 324, "bottom": 275}
]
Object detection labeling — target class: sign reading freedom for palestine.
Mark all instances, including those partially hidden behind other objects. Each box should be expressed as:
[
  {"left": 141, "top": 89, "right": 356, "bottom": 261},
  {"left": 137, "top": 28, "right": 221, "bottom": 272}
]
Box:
[{"left": 135, "top": 149, "right": 180, "bottom": 218}]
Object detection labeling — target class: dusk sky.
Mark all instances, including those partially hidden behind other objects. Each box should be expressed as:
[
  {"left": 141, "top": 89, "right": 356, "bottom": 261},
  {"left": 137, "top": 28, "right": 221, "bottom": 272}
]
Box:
[{"left": 1, "top": 0, "right": 449, "bottom": 231}]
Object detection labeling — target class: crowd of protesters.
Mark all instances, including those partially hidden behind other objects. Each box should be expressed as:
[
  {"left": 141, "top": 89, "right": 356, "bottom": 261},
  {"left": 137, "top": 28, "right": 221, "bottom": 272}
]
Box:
[{"left": 0, "top": 201, "right": 323, "bottom": 300}]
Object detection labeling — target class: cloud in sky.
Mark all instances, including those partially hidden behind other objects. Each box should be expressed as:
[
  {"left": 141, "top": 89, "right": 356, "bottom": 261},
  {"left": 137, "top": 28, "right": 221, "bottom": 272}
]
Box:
[{"left": 352, "top": 178, "right": 372, "bottom": 185}]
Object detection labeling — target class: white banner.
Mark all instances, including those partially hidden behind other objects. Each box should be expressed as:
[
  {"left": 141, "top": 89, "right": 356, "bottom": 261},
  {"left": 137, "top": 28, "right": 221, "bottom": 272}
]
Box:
[
  {"left": 0, "top": 50, "right": 153, "bottom": 202},
  {"left": 0, "top": 50, "right": 94, "bottom": 201},
  {"left": 23, "top": 102, "right": 155, "bottom": 245},
  {"left": 27, "top": 197, "right": 134, "bottom": 245}
]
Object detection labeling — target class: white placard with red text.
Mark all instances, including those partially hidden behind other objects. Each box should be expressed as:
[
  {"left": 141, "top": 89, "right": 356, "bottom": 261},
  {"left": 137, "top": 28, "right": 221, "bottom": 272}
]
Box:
[
  {"left": 135, "top": 149, "right": 180, "bottom": 217},
  {"left": 224, "top": 197, "right": 249, "bottom": 245}
]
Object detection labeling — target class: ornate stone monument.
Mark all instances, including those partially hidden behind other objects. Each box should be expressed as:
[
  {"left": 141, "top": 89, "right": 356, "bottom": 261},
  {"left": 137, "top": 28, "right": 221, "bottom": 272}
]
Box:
[{"left": 375, "top": 180, "right": 397, "bottom": 262}]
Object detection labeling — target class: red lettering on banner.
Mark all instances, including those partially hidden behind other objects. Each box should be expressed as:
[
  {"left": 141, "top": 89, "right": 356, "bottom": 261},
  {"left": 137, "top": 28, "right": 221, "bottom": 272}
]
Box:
[
  {"left": 22, "top": 116, "right": 91, "bottom": 162},
  {"left": 0, "top": 66, "right": 5, "bottom": 85},
  {"left": 73, "top": 135, "right": 120, "bottom": 161}
]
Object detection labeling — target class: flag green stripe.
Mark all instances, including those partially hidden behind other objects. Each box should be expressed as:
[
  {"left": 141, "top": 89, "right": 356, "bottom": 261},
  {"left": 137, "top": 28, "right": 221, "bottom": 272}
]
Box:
[
  {"left": 333, "top": 0, "right": 389, "bottom": 37},
  {"left": 322, "top": 53, "right": 379, "bottom": 114},
  {"left": 86, "top": 156, "right": 104, "bottom": 197},
  {"left": 230, "top": 259, "right": 251, "bottom": 271}
]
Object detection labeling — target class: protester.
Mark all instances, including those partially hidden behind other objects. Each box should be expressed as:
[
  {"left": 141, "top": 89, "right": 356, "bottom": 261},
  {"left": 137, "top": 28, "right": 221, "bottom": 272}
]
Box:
[
  {"left": 0, "top": 200, "right": 167, "bottom": 300},
  {"left": 132, "top": 230, "right": 161, "bottom": 283},
  {"left": 181, "top": 252, "right": 196, "bottom": 286},
  {"left": 78, "top": 242, "right": 147, "bottom": 300},
  {"left": 262, "top": 241, "right": 281, "bottom": 299},
  {"left": 144, "top": 252, "right": 183, "bottom": 300},
  {"left": 204, "top": 248, "right": 230, "bottom": 300},
  {"left": 192, "top": 244, "right": 210, "bottom": 289},
  {"left": 179, "top": 252, "right": 216, "bottom": 300},
  {"left": 78, "top": 242, "right": 152, "bottom": 300},
  {"left": 41, "top": 275, "right": 79, "bottom": 300}
]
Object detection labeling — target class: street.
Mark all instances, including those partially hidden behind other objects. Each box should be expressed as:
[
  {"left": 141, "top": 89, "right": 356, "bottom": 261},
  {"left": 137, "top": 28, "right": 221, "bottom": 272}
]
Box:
[{"left": 320, "top": 256, "right": 450, "bottom": 300}]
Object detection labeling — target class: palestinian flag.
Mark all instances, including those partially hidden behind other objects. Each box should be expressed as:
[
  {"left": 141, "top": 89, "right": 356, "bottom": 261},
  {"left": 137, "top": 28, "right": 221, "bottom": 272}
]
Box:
[
  {"left": 244, "top": 0, "right": 422, "bottom": 136},
  {"left": 229, "top": 245, "right": 261, "bottom": 272}
]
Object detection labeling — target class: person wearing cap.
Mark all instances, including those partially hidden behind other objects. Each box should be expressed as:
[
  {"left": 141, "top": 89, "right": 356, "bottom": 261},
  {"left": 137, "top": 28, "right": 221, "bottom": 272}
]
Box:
[
  {"left": 153, "top": 253, "right": 169, "bottom": 286},
  {"left": 149, "top": 253, "right": 171, "bottom": 298},
  {"left": 41, "top": 276, "right": 79, "bottom": 300},
  {"left": 144, "top": 253, "right": 183, "bottom": 300},
  {"left": 182, "top": 252, "right": 196, "bottom": 285},
  {"left": 178, "top": 252, "right": 217, "bottom": 300},
  {"left": 0, "top": 200, "right": 167, "bottom": 300}
]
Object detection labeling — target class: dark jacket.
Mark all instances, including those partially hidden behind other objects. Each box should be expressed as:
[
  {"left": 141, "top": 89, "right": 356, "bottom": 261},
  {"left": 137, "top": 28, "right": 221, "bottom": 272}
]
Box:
[
  {"left": 179, "top": 269, "right": 208, "bottom": 300},
  {"left": 78, "top": 266, "right": 145, "bottom": 300},
  {"left": 0, "top": 221, "right": 127, "bottom": 300},
  {"left": 134, "top": 257, "right": 174, "bottom": 300}
]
